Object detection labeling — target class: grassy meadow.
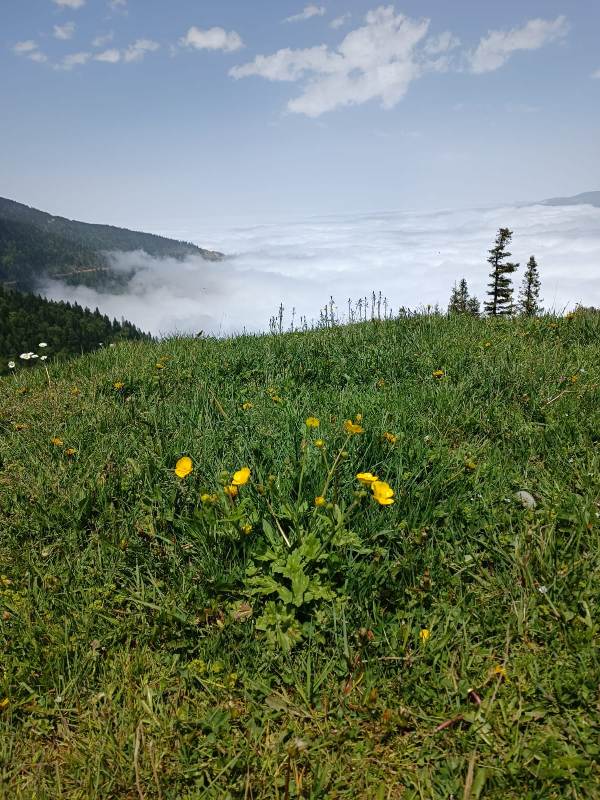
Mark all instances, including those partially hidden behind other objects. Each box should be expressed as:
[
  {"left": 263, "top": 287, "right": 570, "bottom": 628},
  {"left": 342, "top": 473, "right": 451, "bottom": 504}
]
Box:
[{"left": 1, "top": 311, "right": 599, "bottom": 799}]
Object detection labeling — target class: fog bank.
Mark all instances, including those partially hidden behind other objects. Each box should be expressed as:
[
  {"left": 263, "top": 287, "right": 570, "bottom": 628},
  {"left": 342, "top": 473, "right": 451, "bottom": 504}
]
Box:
[{"left": 42, "top": 203, "right": 600, "bottom": 336}]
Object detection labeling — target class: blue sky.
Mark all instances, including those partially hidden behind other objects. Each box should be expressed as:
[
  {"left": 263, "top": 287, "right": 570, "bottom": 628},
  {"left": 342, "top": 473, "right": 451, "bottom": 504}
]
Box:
[{"left": 2, "top": 0, "right": 599, "bottom": 228}]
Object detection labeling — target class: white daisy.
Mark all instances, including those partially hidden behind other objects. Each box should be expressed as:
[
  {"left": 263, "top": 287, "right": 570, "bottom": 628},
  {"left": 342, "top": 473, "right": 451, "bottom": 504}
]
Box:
[
  {"left": 8, "top": 361, "right": 16, "bottom": 369},
  {"left": 39, "top": 342, "right": 48, "bottom": 348},
  {"left": 20, "top": 353, "right": 31, "bottom": 360},
  {"left": 40, "top": 355, "right": 48, "bottom": 361}
]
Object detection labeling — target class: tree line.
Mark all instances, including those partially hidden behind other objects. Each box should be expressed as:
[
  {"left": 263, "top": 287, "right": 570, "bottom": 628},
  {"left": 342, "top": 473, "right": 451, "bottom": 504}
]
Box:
[
  {"left": 0, "top": 285, "right": 150, "bottom": 375},
  {"left": 448, "top": 228, "right": 542, "bottom": 317}
]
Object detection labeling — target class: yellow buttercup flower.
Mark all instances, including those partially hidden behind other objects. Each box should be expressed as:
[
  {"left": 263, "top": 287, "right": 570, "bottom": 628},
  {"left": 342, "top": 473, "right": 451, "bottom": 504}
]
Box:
[
  {"left": 70, "top": 387, "right": 80, "bottom": 396},
  {"left": 242, "top": 402, "right": 253, "bottom": 410},
  {"left": 232, "top": 467, "right": 251, "bottom": 486},
  {"left": 371, "top": 480, "right": 394, "bottom": 506},
  {"left": 114, "top": 382, "right": 125, "bottom": 390},
  {"left": 343, "top": 419, "right": 364, "bottom": 435},
  {"left": 175, "top": 456, "right": 193, "bottom": 479},
  {"left": 314, "top": 439, "right": 325, "bottom": 448},
  {"left": 383, "top": 432, "right": 397, "bottom": 444},
  {"left": 51, "top": 437, "right": 64, "bottom": 446},
  {"left": 419, "top": 628, "right": 430, "bottom": 642},
  {"left": 65, "top": 448, "right": 77, "bottom": 457},
  {"left": 314, "top": 495, "right": 326, "bottom": 507},
  {"left": 356, "top": 472, "right": 379, "bottom": 486},
  {"left": 241, "top": 523, "right": 253, "bottom": 535},
  {"left": 201, "top": 493, "right": 217, "bottom": 504},
  {"left": 305, "top": 417, "right": 320, "bottom": 428},
  {"left": 432, "top": 370, "right": 445, "bottom": 379},
  {"left": 224, "top": 484, "right": 239, "bottom": 498}
]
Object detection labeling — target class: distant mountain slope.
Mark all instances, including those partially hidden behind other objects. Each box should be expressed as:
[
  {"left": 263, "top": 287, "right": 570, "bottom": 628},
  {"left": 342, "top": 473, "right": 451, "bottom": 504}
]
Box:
[
  {"left": 0, "top": 196, "right": 224, "bottom": 292},
  {"left": 540, "top": 191, "right": 600, "bottom": 208}
]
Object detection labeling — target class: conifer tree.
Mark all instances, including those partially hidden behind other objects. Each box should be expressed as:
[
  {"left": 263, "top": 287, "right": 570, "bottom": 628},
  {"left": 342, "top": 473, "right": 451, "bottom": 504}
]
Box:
[
  {"left": 466, "top": 295, "right": 481, "bottom": 317},
  {"left": 519, "top": 255, "right": 542, "bottom": 316},
  {"left": 484, "top": 228, "right": 519, "bottom": 316}
]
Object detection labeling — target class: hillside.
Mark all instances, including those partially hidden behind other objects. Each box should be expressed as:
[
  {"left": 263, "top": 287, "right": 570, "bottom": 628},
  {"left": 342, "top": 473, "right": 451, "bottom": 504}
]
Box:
[
  {"left": 540, "top": 190, "right": 600, "bottom": 208},
  {"left": 1, "top": 311, "right": 599, "bottom": 798},
  {"left": 0, "top": 284, "right": 150, "bottom": 373},
  {"left": 0, "top": 196, "right": 224, "bottom": 291}
]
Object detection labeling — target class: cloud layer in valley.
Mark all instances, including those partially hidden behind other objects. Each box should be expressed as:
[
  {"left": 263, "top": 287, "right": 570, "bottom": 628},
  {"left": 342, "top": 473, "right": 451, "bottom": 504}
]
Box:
[{"left": 41, "top": 203, "right": 600, "bottom": 338}]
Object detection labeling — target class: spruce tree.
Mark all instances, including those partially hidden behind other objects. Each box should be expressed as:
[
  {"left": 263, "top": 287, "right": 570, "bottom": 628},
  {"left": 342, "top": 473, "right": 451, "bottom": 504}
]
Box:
[
  {"left": 484, "top": 228, "right": 519, "bottom": 316},
  {"left": 448, "top": 278, "right": 472, "bottom": 314},
  {"left": 519, "top": 255, "right": 542, "bottom": 316},
  {"left": 466, "top": 295, "right": 481, "bottom": 317}
]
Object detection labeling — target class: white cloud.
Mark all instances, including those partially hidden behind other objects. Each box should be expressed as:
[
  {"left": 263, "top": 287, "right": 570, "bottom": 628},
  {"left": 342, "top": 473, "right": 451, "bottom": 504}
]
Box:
[
  {"left": 13, "top": 40, "right": 39, "bottom": 54},
  {"left": 109, "top": 0, "right": 127, "bottom": 8},
  {"left": 54, "top": 22, "right": 76, "bottom": 40},
  {"left": 95, "top": 48, "right": 121, "bottom": 63},
  {"left": 592, "top": 68, "right": 600, "bottom": 79},
  {"left": 469, "top": 15, "right": 569, "bottom": 74},
  {"left": 180, "top": 26, "right": 244, "bottom": 53},
  {"left": 284, "top": 5, "right": 326, "bottom": 24},
  {"left": 93, "top": 32, "right": 114, "bottom": 47},
  {"left": 29, "top": 51, "right": 49, "bottom": 63},
  {"left": 424, "top": 31, "right": 460, "bottom": 56},
  {"left": 330, "top": 13, "right": 351, "bottom": 30},
  {"left": 40, "top": 204, "right": 600, "bottom": 336},
  {"left": 60, "top": 51, "right": 91, "bottom": 69},
  {"left": 53, "top": 0, "right": 85, "bottom": 9},
  {"left": 123, "top": 39, "right": 160, "bottom": 62},
  {"left": 231, "top": 7, "right": 449, "bottom": 117}
]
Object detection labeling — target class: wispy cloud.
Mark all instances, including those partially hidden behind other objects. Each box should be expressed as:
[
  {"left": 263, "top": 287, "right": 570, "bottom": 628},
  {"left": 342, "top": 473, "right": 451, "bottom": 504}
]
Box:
[
  {"left": 92, "top": 32, "right": 114, "bottom": 48},
  {"left": 53, "top": 0, "right": 85, "bottom": 9},
  {"left": 284, "top": 5, "right": 326, "bottom": 24},
  {"left": 123, "top": 39, "right": 160, "bottom": 62},
  {"left": 13, "top": 40, "right": 48, "bottom": 62},
  {"left": 330, "top": 13, "right": 351, "bottom": 30},
  {"left": 59, "top": 51, "right": 91, "bottom": 69},
  {"left": 108, "top": 0, "right": 127, "bottom": 9},
  {"left": 469, "top": 15, "right": 569, "bottom": 74},
  {"left": 231, "top": 7, "right": 452, "bottom": 117},
  {"left": 54, "top": 22, "right": 76, "bottom": 40},
  {"left": 95, "top": 48, "right": 121, "bottom": 63},
  {"left": 179, "top": 26, "right": 244, "bottom": 53}
]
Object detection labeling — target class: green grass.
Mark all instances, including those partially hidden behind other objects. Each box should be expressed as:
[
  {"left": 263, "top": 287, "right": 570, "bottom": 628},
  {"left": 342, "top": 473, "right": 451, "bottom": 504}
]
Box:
[{"left": 1, "top": 311, "right": 599, "bottom": 799}]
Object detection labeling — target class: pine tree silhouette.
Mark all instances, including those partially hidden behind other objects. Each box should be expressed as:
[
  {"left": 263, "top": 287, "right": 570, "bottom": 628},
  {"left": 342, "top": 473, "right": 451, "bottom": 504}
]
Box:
[{"left": 484, "top": 228, "right": 519, "bottom": 316}]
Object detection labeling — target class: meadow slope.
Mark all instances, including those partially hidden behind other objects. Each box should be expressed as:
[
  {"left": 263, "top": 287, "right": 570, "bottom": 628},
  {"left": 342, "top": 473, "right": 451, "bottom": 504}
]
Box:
[{"left": 1, "top": 312, "right": 599, "bottom": 799}]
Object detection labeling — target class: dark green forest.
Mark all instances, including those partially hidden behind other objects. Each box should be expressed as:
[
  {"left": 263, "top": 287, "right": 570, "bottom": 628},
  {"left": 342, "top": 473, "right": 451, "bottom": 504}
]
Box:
[
  {"left": 0, "top": 196, "right": 223, "bottom": 292},
  {"left": 0, "top": 285, "right": 150, "bottom": 375}
]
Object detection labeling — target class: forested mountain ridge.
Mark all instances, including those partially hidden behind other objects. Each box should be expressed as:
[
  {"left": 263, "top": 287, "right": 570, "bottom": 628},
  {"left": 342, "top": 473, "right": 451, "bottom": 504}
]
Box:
[
  {"left": 0, "top": 196, "right": 224, "bottom": 291},
  {"left": 0, "top": 284, "right": 150, "bottom": 374}
]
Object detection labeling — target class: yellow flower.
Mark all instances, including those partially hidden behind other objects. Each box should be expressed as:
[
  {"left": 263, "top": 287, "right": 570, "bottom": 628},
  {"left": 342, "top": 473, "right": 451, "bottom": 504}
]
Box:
[
  {"left": 356, "top": 472, "right": 379, "bottom": 486},
  {"left": 270, "top": 395, "right": 282, "bottom": 403},
  {"left": 383, "top": 432, "right": 397, "bottom": 444},
  {"left": 65, "top": 448, "right": 77, "bottom": 457},
  {"left": 465, "top": 460, "right": 477, "bottom": 471},
  {"left": 343, "top": 419, "right": 364, "bottom": 435},
  {"left": 242, "top": 402, "right": 253, "bottom": 410},
  {"left": 419, "top": 628, "right": 430, "bottom": 642},
  {"left": 314, "top": 439, "right": 325, "bottom": 448},
  {"left": 354, "top": 413, "right": 363, "bottom": 423},
  {"left": 70, "top": 387, "right": 80, "bottom": 396},
  {"left": 114, "top": 382, "right": 125, "bottom": 390},
  {"left": 51, "top": 437, "right": 64, "bottom": 446},
  {"left": 305, "top": 416, "right": 320, "bottom": 428},
  {"left": 13, "top": 423, "right": 27, "bottom": 431},
  {"left": 175, "top": 456, "right": 193, "bottom": 479},
  {"left": 201, "top": 493, "right": 217, "bottom": 504},
  {"left": 484, "top": 341, "right": 492, "bottom": 348},
  {"left": 224, "top": 484, "right": 239, "bottom": 498},
  {"left": 241, "top": 523, "right": 253, "bottom": 535},
  {"left": 432, "top": 370, "right": 445, "bottom": 379},
  {"left": 232, "top": 467, "right": 251, "bottom": 486},
  {"left": 0, "top": 698, "right": 9, "bottom": 710},
  {"left": 492, "top": 664, "right": 507, "bottom": 679},
  {"left": 314, "top": 495, "right": 326, "bottom": 507},
  {"left": 156, "top": 363, "right": 165, "bottom": 370},
  {"left": 371, "top": 480, "right": 394, "bottom": 506}
]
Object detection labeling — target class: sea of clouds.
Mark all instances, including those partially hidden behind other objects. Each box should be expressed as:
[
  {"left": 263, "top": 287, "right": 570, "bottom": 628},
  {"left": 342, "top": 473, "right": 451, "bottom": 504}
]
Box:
[{"left": 41, "top": 202, "right": 600, "bottom": 337}]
